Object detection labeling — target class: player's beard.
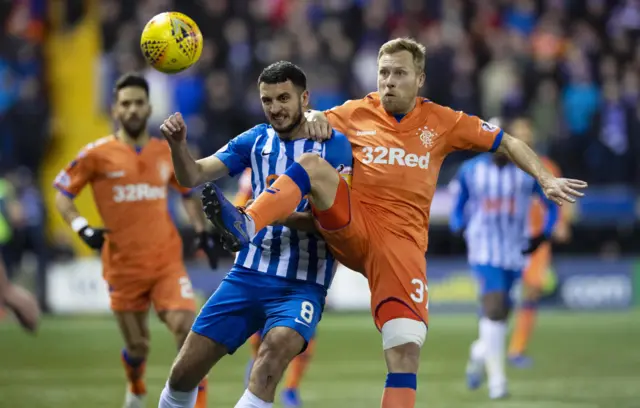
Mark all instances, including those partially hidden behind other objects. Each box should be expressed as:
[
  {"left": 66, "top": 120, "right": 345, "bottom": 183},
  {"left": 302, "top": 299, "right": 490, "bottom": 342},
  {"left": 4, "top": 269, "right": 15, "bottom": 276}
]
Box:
[
  {"left": 121, "top": 117, "right": 148, "bottom": 139},
  {"left": 270, "top": 106, "right": 303, "bottom": 136}
]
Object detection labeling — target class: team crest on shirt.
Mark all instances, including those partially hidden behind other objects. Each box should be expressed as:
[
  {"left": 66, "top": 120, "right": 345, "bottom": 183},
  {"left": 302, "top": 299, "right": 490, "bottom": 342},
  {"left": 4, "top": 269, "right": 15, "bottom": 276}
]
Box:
[
  {"left": 157, "top": 161, "right": 172, "bottom": 182},
  {"left": 417, "top": 126, "right": 436, "bottom": 148}
]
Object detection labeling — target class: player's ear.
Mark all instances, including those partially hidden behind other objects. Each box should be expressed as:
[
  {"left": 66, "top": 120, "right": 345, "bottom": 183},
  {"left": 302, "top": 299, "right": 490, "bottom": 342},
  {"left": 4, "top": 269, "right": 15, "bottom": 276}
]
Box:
[
  {"left": 300, "top": 89, "right": 310, "bottom": 109},
  {"left": 417, "top": 71, "right": 426, "bottom": 88}
]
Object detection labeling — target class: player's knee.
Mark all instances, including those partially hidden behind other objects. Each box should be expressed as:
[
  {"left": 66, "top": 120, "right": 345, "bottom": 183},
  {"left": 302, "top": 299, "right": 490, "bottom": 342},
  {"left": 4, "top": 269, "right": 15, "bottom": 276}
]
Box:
[
  {"left": 297, "top": 153, "right": 334, "bottom": 182},
  {"left": 126, "top": 337, "right": 150, "bottom": 358},
  {"left": 167, "top": 357, "right": 197, "bottom": 392},
  {"left": 381, "top": 318, "right": 428, "bottom": 350},
  {"left": 483, "top": 303, "right": 509, "bottom": 321},
  {"left": 252, "top": 328, "right": 302, "bottom": 382}
]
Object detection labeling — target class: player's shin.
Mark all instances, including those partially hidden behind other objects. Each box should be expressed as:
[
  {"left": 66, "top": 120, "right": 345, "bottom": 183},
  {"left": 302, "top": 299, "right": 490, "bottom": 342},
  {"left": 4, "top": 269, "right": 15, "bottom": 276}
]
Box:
[
  {"left": 121, "top": 349, "right": 147, "bottom": 396},
  {"left": 479, "top": 315, "right": 508, "bottom": 397},
  {"left": 380, "top": 317, "right": 427, "bottom": 408},
  {"left": 508, "top": 300, "right": 538, "bottom": 357},
  {"left": 245, "top": 162, "right": 310, "bottom": 233},
  {"left": 284, "top": 338, "right": 316, "bottom": 390}
]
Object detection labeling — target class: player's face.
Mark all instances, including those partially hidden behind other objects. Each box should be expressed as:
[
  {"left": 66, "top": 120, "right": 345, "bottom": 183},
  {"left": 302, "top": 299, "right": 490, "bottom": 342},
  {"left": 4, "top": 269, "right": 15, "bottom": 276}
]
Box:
[
  {"left": 259, "top": 80, "right": 309, "bottom": 135},
  {"left": 113, "top": 87, "right": 151, "bottom": 139},
  {"left": 377, "top": 51, "right": 425, "bottom": 114}
]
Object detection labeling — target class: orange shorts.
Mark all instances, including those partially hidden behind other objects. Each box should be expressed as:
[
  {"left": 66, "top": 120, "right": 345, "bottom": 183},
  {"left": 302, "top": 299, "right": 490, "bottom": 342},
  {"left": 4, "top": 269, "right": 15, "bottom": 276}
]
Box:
[
  {"left": 523, "top": 242, "right": 551, "bottom": 289},
  {"left": 105, "top": 262, "right": 196, "bottom": 313},
  {"left": 313, "top": 178, "right": 429, "bottom": 330}
]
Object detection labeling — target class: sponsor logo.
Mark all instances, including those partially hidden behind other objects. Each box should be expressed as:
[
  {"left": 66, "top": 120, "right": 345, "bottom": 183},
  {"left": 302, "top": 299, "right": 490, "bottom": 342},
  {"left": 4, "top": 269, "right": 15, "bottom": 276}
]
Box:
[
  {"left": 481, "top": 121, "right": 499, "bottom": 133},
  {"left": 561, "top": 275, "right": 632, "bottom": 309},
  {"left": 356, "top": 130, "right": 376, "bottom": 136},
  {"left": 361, "top": 146, "right": 430, "bottom": 169},
  {"left": 112, "top": 184, "right": 166, "bottom": 203}
]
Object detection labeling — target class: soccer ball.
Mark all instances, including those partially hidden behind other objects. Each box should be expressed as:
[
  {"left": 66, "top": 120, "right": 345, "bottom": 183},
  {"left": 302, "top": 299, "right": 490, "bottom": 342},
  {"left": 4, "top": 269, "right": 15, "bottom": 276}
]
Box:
[{"left": 140, "top": 12, "right": 203, "bottom": 74}]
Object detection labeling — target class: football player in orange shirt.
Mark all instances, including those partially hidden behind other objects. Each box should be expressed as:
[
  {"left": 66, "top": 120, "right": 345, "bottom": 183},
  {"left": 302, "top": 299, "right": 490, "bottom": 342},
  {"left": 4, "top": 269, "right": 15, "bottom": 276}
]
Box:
[
  {"left": 234, "top": 168, "right": 316, "bottom": 407},
  {"left": 53, "top": 73, "right": 216, "bottom": 408},
  {"left": 207, "top": 38, "right": 587, "bottom": 406},
  {"left": 507, "top": 118, "right": 571, "bottom": 367}
]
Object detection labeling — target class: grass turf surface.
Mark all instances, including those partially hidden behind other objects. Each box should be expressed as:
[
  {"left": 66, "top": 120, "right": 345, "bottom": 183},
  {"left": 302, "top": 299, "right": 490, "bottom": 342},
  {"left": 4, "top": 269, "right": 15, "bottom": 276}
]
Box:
[{"left": 1, "top": 310, "right": 639, "bottom": 408}]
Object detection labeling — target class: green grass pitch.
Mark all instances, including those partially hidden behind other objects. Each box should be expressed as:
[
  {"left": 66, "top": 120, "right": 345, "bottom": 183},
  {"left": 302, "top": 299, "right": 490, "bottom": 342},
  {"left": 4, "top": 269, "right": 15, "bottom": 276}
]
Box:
[{"left": 1, "top": 311, "right": 639, "bottom": 408}]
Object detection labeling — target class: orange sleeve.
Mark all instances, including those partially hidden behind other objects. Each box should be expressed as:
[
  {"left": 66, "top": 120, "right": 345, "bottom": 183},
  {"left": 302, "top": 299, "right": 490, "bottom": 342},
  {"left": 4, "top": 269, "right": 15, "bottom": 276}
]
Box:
[
  {"left": 440, "top": 106, "right": 503, "bottom": 153},
  {"left": 169, "top": 173, "right": 193, "bottom": 197},
  {"left": 53, "top": 147, "right": 96, "bottom": 198},
  {"left": 324, "top": 99, "right": 359, "bottom": 135},
  {"left": 233, "top": 168, "right": 253, "bottom": 206}
]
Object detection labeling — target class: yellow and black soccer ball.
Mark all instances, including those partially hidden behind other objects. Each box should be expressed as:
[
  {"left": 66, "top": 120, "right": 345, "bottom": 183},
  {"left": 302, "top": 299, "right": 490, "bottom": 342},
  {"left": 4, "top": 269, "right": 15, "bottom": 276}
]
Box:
[{"left": 140, "top": 12, "right": 203, "bottom": 74}]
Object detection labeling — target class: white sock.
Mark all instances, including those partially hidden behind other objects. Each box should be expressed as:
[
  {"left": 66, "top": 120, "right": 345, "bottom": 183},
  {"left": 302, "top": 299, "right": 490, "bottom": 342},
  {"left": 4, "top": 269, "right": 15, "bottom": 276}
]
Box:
[
  {"left": 479, "top": 317, "right": 507, "bottom": 392},
  {"left": 470, "top": 338, "right": 485, "bottom": 362},
  {"left": 235, "top": 389, "right": 273, "bottom": 408},
  {"left": 158, "top": 383, "right": 198, "bottom": 408}
]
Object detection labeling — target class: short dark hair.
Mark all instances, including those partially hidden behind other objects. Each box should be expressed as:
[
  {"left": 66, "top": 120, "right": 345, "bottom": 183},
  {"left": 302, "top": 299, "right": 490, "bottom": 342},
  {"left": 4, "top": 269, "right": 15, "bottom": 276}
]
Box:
[
  {"left": 114, "top": 73, "right": 149, "bottom": 99},
  {"left": 258, "top": 61, "right": 307, "bottom": 90}
]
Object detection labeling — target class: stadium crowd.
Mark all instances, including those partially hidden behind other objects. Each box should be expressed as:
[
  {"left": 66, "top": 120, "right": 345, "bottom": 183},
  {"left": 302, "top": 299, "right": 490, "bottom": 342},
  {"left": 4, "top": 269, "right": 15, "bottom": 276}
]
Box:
[
  {"left": 1, "top": 0, "right": 640, "bottom": 309},
  {"left": 97, "top": 0, "right": 640, "bottom": 185}
]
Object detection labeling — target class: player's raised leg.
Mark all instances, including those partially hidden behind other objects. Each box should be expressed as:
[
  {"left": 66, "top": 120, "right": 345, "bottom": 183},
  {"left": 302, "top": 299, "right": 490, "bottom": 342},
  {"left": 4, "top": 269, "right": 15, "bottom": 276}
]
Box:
[
  {"left": 469, "top": 265, "right": 517, "bottom": 399},
  {"left": 202, "top": 153, "right": 343, "bottom": 252}
]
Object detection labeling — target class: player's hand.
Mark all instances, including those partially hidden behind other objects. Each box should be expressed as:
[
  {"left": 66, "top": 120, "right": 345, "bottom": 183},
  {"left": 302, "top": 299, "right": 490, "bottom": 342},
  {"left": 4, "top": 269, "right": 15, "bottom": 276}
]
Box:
[
  {"left": 2, "top": 284, "right": 40, "bottom": 333},
  {"left": 195, "top": 231, "right": 220, "bottom": 269},
  {"left": 77, "top": 226, "right": 108, "bottom": 250},
  {"left": 304, "top": 110, "right": 332, "bottom": 142},
  {"left": 540, "top": 177, "right": 587, "bottom": 206},
  {"left": 522, "top": 234, "right": 547, "bottom": 255},
  {"left": 160, "top": 112, "right": 187, "bottom": 144}
]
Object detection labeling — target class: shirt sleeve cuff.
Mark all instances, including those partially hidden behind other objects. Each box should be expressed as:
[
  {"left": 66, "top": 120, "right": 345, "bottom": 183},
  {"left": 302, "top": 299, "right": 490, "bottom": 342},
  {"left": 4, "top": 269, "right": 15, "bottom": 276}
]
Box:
[
  {"left": 54, "top": 184, "right": 76, "bottom": 199},
  {"left": 489, "top": 130, "right": 504, "bottom": 153}
]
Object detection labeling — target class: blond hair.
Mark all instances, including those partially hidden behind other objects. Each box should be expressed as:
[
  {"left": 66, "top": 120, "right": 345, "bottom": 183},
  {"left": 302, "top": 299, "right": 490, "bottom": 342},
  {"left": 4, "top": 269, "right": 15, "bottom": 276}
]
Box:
[{"left": 378, "top": 38, "right": 426, "bottom": 72}]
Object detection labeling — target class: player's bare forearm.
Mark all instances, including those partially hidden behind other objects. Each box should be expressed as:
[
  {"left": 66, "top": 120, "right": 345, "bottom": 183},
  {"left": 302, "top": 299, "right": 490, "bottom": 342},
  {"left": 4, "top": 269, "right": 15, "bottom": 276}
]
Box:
[
  {"left": 54, "top": 192, "right": 82, "bottom": 226},
  {"left": 278, "top": 212, "right": 317, "bottom": 233},
  {"left": 182, "top": 196, "right": 207, "bottom": 233},
  {"left": 168, "top": 141, "right": 204, "bottom": 187},
  {"left": 497, "top": 134, "right": 554, "bottom": 185}
]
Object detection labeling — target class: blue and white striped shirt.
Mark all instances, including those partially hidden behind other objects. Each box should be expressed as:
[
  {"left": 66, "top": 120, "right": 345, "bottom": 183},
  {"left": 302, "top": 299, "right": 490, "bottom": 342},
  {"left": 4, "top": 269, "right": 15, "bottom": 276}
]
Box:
[
  {"left": 215, "top": 124, "right": 353, "bottom": 289},
  {"left": 449, "top": 154, "right": 558, "bottom": 271}
]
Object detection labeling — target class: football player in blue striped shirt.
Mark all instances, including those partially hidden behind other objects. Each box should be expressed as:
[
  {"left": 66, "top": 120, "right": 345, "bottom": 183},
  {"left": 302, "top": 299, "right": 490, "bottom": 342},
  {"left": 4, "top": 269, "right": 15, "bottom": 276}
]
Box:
[
  {"left": 449, "top": 120, "right": 559, "bottom": 400},
  {"left": 157, "top": 61, "right": 352, "bottom": 408}
]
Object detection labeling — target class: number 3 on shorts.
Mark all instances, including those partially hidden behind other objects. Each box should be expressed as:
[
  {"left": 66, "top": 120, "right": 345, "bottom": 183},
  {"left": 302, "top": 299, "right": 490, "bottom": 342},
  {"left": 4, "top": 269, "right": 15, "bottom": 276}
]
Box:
[
  {"left": 299, "top": 301, "right": 314, "bottom": 324},
  {"left": 410, "top": 278, "right": 429, "bottom": 309},
  {"left": 179, "top": 276, "right": 194, "bottom": 299}
]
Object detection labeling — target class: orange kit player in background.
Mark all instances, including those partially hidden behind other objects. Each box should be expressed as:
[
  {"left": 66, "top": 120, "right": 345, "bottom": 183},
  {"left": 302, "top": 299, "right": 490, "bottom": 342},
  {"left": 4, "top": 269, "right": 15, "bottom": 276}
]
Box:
[
  {"left": 53, "top": 74, "right": 217, "bottom": 408},
  {"left": 234, "top": 168, "right": 316, "bottom": 408},
  {"left": 507, "top": 118, "right": 572, "bottom": 367},
  {"left": 209, "top": 38, "right": 587, "bottom": 407}
]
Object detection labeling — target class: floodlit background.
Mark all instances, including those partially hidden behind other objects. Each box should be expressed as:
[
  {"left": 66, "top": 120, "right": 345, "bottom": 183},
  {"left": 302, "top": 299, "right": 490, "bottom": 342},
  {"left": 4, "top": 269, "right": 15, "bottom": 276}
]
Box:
[{"left": 0, "top": 0, "right": 639, "bottom": 407}]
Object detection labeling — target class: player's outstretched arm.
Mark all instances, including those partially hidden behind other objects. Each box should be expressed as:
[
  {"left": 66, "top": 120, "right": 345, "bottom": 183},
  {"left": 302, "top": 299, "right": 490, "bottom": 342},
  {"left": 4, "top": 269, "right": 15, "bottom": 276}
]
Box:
[
  {"left": 161, "top": 113, "right": 230, "bottom": 187},
  {"left": 496, "top": 134, "right": 588, "bottom": 206}
]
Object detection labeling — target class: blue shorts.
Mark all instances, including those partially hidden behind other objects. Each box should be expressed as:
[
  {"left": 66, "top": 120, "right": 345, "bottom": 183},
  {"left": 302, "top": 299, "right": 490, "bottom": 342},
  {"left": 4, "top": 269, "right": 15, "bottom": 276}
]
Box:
[
  {"left": 192, "top": 267, "right": 326, "bottom": 354},
  {"left": 472, "top": 264, "right": 521, "bottom": 296}
]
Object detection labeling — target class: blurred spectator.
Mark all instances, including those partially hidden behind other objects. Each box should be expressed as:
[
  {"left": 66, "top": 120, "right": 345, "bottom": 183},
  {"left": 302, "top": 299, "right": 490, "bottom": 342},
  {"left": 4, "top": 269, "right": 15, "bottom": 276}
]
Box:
[{"left": 96, "top": 0, "right": 640, "bottom": 186}]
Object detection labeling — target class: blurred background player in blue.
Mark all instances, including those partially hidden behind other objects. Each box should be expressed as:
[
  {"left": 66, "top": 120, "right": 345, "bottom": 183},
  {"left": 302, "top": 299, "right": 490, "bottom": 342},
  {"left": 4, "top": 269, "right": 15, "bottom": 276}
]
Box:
[
  {"left": 158, "top": 61, "right": 352, "bottom": 408},
  {"left": 449, "top": 118, "right": 559, "bottom": 400}
]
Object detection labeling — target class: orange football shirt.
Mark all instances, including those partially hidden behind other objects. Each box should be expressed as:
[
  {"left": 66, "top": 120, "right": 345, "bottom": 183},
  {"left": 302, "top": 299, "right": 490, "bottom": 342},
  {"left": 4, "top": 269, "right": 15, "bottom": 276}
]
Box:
[
  {"left": 326, "top": 92, "right": 503, "bottom": 251},
  {"left": 54, "top": 136, "right": 191, "bottom": 278}
]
